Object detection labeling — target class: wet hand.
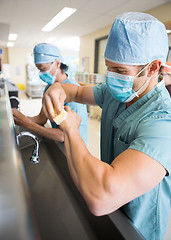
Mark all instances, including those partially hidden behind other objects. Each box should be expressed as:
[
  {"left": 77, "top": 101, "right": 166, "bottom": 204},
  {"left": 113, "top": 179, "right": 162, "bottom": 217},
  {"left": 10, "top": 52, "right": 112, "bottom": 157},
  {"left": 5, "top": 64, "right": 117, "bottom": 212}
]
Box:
[
  {"left": 42, "top": 82, "right": 66, "bottom": 121},
  {"left": 59, "top": 106, "right": 81, "bottom": 133},
  {"left": 12, "top": 108, "right": 32, "bottom": 127}
]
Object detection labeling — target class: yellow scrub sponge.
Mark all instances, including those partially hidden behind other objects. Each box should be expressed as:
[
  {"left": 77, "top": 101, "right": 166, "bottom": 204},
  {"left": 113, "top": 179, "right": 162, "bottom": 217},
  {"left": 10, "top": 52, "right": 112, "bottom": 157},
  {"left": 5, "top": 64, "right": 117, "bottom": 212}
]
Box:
[{"left": 53, "top": 108, "right": 68, "bottom": 125}]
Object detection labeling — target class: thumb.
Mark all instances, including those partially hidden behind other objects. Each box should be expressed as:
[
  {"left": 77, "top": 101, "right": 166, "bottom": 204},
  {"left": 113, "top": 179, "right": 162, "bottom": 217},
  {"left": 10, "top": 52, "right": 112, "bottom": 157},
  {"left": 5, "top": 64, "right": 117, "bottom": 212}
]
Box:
[{"left": 64, "top": 106, "right": 71, "bottom": 112}]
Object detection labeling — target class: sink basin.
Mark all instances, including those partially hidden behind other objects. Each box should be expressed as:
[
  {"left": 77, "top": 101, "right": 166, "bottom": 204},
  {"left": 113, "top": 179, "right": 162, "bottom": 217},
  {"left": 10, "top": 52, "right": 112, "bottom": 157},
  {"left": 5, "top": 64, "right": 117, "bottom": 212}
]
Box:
[{"left": 20, "top": 139, "right": 125, "bottom": 240}]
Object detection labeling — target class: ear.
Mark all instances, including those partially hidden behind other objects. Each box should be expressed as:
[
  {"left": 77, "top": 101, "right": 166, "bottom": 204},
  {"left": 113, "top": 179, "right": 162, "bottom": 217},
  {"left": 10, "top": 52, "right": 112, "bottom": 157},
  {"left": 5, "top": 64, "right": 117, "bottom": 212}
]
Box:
[
  {"left": 147, "top": 60, "right": 162, "bottom": 77},
  {"left": 55, "top": 59, "right": 61, "bottom": 69}
]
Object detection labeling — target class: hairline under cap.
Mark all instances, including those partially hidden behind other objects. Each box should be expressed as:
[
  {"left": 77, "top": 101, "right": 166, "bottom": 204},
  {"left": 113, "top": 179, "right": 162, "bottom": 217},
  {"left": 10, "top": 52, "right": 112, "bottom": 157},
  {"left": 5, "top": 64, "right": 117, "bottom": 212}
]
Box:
[
  {"left": 105, "top": 57, "right": 168, "bottom": 67},
  {"left": 105, "top": 56, "right": 155, "bottom": 66}
]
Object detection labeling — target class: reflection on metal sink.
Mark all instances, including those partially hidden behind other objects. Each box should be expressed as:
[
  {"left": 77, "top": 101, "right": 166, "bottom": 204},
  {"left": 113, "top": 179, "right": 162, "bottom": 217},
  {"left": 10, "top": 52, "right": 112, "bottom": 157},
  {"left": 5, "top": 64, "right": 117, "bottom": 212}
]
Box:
[{"left": 21, "top": 139, "right": 125, "bottom": 240}]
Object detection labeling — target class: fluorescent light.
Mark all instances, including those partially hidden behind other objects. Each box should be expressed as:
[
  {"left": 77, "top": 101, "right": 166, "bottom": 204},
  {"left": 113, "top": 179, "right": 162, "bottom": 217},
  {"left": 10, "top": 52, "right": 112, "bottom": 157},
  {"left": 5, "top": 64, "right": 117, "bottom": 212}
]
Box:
[
  {"left": 45, "top": 37, "right": 57, "bottom": 43},
  {"left": 42, "top": 7, "right": 76, "bottom": 32},
  {"left": 8, "top": 33, "right": 17, "bottom": 41},
  {"left": 7, "top": 42, "right": 14, "bottom": 47},
  {"left": 166, "top": 29, "right": 171, "bottom": 34}
]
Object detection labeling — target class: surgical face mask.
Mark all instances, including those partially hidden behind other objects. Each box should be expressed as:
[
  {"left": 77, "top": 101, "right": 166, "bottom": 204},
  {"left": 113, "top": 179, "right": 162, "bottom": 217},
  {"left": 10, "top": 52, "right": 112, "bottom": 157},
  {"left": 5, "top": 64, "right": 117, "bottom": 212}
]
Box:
[
  {"left": 106, "top": 63, "right": 151, "bottom": 103},
  {"left": 39, "top": 62, "right": 58, "bottom": 85}
]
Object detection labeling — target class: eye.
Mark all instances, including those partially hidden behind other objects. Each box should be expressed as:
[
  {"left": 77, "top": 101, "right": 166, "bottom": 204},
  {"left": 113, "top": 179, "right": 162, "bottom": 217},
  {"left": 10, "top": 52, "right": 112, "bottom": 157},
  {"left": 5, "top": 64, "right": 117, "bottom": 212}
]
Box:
[{"left": 118, "top": 70, "right": 126, "bottom": 74}]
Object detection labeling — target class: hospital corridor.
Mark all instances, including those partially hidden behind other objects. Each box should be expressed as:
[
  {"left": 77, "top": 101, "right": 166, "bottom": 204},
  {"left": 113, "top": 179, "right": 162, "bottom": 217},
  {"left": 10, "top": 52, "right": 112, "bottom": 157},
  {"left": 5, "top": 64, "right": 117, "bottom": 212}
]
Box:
[{"left": 0, "top": 0, "right": 171, "bottom": 239}]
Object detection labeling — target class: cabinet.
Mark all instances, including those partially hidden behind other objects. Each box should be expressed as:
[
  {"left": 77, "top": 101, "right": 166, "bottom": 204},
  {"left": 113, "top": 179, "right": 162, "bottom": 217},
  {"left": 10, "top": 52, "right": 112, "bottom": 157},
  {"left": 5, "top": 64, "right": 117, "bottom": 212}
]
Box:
[
  {"left": 26, "top": 80, "right": 47, "bottom": 98},
  {"left": 75, "top": 72, "right": 106, "bottom": 84}
]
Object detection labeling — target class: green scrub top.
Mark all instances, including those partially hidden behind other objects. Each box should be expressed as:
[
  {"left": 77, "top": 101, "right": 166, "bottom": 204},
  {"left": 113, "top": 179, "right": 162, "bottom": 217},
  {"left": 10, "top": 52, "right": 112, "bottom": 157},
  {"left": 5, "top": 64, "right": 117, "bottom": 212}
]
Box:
[
  {"left": 93, "top": 80, "right": 171, "bottom": 240},
  {"left": 44, "top": 78, "right": 88, "bottom": 145}
]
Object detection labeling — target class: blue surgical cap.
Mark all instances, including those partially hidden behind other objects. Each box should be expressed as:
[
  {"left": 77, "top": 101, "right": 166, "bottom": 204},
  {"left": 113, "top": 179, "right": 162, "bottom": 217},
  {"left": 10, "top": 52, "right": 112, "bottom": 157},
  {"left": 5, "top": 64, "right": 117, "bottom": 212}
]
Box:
[
  {"left": 104, "top": 12, "right": 168, "bottom": 65},
  {"left": 33, "top": 43, "right": 63, "bottom": 64}
]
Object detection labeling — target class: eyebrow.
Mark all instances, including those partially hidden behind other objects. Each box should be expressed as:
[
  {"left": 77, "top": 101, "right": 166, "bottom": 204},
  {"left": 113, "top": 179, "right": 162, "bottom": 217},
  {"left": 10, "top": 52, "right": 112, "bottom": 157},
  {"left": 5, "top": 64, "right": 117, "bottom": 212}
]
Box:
[
  {"left": 109, "top": 67, "right": 129, "bottom": 71},
  {"left": 37, "top": 65, "right": 46, "bottom": 70},
  {"left": 106, "top": 64, "right": 128, "bottom": 69}
]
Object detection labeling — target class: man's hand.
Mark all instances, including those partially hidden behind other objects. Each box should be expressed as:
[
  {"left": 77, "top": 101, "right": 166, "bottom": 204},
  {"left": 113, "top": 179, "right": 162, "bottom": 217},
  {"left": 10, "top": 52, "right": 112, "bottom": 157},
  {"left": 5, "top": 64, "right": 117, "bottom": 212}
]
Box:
[
  {"left": 12, "top": 108, "right": 32, "bottom": 128},
  {"left": 60, "top": 106, "right": 81, "bottom": 133},
  {"left": 42, "top": 82, "right": 66, "bottom": 121}
]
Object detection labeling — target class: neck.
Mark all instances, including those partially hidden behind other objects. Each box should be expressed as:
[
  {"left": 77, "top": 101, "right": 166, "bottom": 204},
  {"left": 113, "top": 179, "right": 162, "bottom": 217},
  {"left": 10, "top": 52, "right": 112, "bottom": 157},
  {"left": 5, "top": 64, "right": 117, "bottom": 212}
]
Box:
[{"left": 55, "top": 70, "right": 67, "bottom": 84}]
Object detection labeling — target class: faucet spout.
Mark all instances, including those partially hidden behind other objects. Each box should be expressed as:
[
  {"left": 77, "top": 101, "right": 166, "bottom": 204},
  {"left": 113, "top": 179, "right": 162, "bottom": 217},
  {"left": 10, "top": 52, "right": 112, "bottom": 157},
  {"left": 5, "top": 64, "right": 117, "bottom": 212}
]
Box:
[
  {"left": 9, "top": 96, "right": 20, "bottom": 110},
  {"left": 17, "top": 132, "right": 40, "bottom": 163}
]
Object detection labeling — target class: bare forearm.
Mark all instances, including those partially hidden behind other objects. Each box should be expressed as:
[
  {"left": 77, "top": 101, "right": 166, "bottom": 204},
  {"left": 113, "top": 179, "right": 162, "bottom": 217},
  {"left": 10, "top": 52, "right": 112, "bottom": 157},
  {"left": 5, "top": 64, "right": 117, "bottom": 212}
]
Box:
[
  {"left": 27, "top": 122, "right": 64, "bottom": 142},
  {"left": 42, "top": 82, "right": 96, "bottom": 120},
  {"left": 27, "top": 116, "right": 45, "bottom": 125},
  {"left": 61, "top": 83, "right": 80, "bottom": 102},
  {"left": 61, "top": 83, "right": 96, "bottom": 105},
  {"left": 27, "top": 111, "right": 47, "bottom": 125},
  {"left": 63, "top": 128, "right": 112, "bottom": 211},
  {"left": 63, "top": 133, "right": 79, "bottom": 184}
]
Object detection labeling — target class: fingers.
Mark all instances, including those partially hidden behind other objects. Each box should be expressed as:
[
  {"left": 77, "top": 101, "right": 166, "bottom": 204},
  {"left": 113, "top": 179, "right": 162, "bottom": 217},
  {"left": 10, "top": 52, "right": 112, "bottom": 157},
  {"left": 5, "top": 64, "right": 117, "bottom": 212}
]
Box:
[
  {"left": 12, "top": 108, "right": 18, "bottom": 114},
  {"left": 12, "top": 108, "right": 20, "bottom": 117},
  {"left": 42, "top": 83, "right": 66, "bottom": 121},
  {"left": 64, "top": 106, "right": 71, "bottom": 112},
  {"left": 51, "top": 93, "right": 63, "bottom": 115},
  {"left": 42, "top": 94, "right": 55, "bottom": 121}
]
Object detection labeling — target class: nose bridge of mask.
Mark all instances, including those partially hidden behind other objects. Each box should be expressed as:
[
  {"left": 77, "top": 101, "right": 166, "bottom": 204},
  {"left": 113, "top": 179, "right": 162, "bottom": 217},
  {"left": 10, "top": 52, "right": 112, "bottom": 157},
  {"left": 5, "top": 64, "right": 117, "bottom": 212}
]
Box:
[{"left": 107, "top": 71, "right": 134, "bottom": 83}]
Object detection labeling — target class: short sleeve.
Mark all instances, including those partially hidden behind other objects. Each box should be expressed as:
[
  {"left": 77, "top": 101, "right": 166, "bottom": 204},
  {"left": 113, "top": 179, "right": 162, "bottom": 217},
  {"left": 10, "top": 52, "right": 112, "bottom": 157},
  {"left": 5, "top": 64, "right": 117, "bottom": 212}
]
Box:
[
  {"left": 93, "top": 83, "right": 107, "bottom": 108},
  {"left": 129, "top": 116, "right": 171, "bottom": 175},
  {"left": 43, "top": 84, "right": 50, "bottom": 94}
]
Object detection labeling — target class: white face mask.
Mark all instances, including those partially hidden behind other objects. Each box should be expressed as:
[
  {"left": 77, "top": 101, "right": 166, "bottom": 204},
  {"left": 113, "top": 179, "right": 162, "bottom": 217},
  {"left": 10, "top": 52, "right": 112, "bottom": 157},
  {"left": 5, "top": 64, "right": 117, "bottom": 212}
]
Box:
[{"left": 106, "top": 63, "right": 151, "bottom": 103}]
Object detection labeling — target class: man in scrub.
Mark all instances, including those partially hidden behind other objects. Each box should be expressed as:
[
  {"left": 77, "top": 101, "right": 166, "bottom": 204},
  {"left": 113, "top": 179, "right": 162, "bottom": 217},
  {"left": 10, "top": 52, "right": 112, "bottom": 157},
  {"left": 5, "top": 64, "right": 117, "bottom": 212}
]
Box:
[
  {"left": 12, "top": 43, "right": 88, "bottom": 144},
  {"left": 42, "top": 13, "right": 171, "bottom": 240}
]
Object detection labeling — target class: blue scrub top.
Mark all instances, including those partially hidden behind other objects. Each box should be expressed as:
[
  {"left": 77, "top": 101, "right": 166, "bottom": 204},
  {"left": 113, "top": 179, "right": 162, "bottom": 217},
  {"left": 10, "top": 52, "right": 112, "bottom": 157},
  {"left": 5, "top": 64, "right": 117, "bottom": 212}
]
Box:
[
  {"left": 44, "top": 78, "right": 88, "bottom": 145},
  {"left": 93, "top": 80, "right": 171, "bottom": 240}
]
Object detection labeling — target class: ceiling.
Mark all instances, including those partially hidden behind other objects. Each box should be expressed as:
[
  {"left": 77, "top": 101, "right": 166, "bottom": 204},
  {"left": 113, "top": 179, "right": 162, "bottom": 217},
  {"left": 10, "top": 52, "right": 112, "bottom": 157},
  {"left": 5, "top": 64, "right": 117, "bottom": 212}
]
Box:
[{"left": 0, "top": 0, "right": 170, "bottom": 52}]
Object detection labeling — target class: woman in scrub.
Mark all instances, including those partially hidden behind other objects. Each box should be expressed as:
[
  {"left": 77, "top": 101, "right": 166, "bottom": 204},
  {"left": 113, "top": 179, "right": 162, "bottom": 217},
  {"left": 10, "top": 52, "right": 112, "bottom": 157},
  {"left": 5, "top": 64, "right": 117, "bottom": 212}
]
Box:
[{"left": 12, "top": 43, "right": 88, "bottom": 145}]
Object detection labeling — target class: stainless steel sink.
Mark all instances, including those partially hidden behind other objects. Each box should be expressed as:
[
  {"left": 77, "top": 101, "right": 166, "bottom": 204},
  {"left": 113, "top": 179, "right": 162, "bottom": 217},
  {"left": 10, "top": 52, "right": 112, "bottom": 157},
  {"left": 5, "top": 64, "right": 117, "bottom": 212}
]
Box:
[
  {"left": 0, "top": 79, "right": 142, "bottom": 240},
  {"left": 20, "top": 139, "right": 125, "bottom": 240}
]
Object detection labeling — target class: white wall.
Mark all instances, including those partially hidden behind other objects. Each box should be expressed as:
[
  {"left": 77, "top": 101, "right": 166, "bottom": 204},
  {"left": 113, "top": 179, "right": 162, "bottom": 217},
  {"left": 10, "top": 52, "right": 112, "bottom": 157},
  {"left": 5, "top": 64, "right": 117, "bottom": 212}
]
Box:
[
  {"left": 8, "top": 47, "right": 32, "bottom": 88},
  {"left": 78, "top": 25, "right": 111, "bottom": 73},
  {"left": 145, "top": 2, "right": 171, "bottom": 23},
  {"left": 146, "top": 2, "right": 171, "bottom": 47}
]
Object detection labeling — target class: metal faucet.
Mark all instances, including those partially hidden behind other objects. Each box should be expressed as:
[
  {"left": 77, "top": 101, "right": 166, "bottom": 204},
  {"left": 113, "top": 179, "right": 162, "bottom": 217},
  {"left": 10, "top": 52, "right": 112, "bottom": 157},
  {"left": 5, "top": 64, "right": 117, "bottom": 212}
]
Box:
[
  {"left": 17, "top": 132, "right": 40, "bottom": 164},
  {"left": 9, "top": 96, "right": 20, "bottom": 110}
]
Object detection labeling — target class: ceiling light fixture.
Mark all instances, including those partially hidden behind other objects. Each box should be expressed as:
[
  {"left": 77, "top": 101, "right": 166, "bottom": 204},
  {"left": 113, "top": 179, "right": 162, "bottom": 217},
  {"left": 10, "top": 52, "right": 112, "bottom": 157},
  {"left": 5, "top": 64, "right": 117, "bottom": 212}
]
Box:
[
  {"left": 8, "top": 33, "right": 18, "bottom": 41},
  {"left": 7, "top": 42, "right": 14, "bottom": 47},
  {"left": 42, "top": 7, "right": 76, "bottom": 32}
]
